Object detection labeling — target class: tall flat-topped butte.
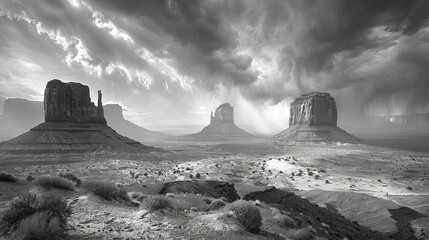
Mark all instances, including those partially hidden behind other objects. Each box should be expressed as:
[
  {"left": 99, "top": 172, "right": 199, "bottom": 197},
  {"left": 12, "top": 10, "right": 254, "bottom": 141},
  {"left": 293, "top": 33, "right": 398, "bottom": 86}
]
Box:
[
  {"left": 0, "top": 79, "right": 153, "bottom": 154},
  {"left": 179, "top": 103, "right": 254, "bottom": 141},
  {"left": 273, "top": 92, "right": 359, "bottom": 145}
]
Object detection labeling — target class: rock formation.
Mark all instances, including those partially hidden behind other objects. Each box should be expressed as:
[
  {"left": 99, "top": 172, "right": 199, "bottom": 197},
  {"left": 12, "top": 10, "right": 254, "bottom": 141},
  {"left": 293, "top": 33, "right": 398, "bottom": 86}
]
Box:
[
  {"left": 211, "top": 103, "right": 234, "bottom": 124},
  {"left": 104, "top": 104, "right": 168, "bottom": 141},
  {"left": 0, "top": 99, "right": 44, "bottom": 140},
  {"left": 179, "top": 103, "right": 254, "bottom": 141},
  {"left": 383, "top": 113, "right": 429, "bottom": 126},
  {"left": 0, "top": 79, "right": 154, "bottom": 155},
  {"left": 273, "top": 92, "right": 359, "bottom": 145},
  {"left": 289, "top": 92, "right": 337, "bottom": 126},
  {"left": 44, "top": 79, "right": 106, "bottom": 124}
]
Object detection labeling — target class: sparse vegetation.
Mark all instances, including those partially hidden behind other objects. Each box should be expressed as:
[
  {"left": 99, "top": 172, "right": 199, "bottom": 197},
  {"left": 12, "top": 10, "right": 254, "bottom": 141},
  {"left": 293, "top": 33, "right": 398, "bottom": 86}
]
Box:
[
  {"left": 207, "top": 199, "right": 225, "bottom": 211},
  {"left": 285, "top": 226, "right": 315, "bottom": 240},
  {"left": 60, "top": 173, "right": 81, "bottom": 187},
  {"left": 274, "top": 214, "right": 296, "bottom": 228},
  {"left": 0, "top": 192, "right": 71, "bottom": 236},
  {"left": 0, "top": 172, "right": 18, "bottom": 182},
  {"left": 26, "top": 175, "right": 35, "bottom": 182},
  {"left": 35, "top": 176, "right": 75, "bottom": 191},
  {"left": 85, "top": 180, "right": 130, "bottom": 201},
  {"left": 229, "top": 200, "right": 262, "bottom": 234},
  {"left": 14, "top": 211, "right": 63, "bottom": 240},
  {"left": 141, "top": 195, "right": 173, "bottom": 211}
]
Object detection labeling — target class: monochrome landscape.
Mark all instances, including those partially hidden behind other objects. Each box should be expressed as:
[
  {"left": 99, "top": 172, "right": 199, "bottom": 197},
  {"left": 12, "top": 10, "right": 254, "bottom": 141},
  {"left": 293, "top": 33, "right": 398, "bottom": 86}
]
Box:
[{"left": 0, "top": 1, "right": 429, "bottom": 240}]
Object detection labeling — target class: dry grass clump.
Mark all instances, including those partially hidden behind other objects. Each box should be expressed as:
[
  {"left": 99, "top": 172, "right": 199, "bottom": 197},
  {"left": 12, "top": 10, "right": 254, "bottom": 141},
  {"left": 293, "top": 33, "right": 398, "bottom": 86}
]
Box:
[
  {"left": 285, "top": 226, "right": 315, "bottom": 240},
  {"left": 274, "top": 214, "right": 296, "bottom": 228},
  {"left": 15, "top": 211, "right": 63, "bottom": 240},
  {"left": 0, "top": 172, "right": 18, "bottom": 182},
  {"left": 141, "top": 195, "right": 173, "bottom": 211},
  {"left": 207, "top": 199, "right": 226, "bottom": 211},
  {"left": 0, "top": 192, "right": 71, "bottom": 237},
  {"left": 229, "top": 200, "right": 262, "bottom": 234},
  {"left": 35, "top": 176, "right": 75, "bottom": 191},
  {"left": 60, "top": 173, "right": 81, "bottom": 187},
  {"left": 85, "top": 180, "right": 130, "bottom": 201}
]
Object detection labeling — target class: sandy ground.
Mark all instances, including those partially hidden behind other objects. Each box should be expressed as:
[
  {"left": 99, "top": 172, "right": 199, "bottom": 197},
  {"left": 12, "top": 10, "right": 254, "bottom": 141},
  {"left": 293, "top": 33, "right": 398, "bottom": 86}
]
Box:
[{"left": 0, "top": 138, "right": 428, "bottom": 239}]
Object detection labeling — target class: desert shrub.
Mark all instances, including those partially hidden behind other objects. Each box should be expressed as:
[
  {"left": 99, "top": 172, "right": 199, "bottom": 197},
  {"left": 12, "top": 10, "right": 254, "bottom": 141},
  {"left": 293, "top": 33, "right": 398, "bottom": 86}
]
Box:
[
  {"left": 85, "top": 180, "right": 130, "bottom": 201},
  {"left": 229, "top": 200, "right": 262, "bottom": 234},
  {"left": 207, "top": 199, "right": 225, "bottom": 211},
  {"left": 0, "top": 172, "right": 18, "bottom": 182},
  {"left": 274, "top": 214, "right": 296, "bottom": 228},
  {"left": 14, "top": 211, "right": 63, "bottom": 240},
  {"left": 0, "top": 192, "right": 71, "bottom": 235},
  {"left": 35, "top": 176, "right": 75, "bottom": 191},
  {"left": 130, "top": 191, "right": 142, "bottom": 199},
  {"left": 141, "top": 195, "right": 173, "bottom": 211},
  {"left": 286, "top": 226, "right": 314, "bottom": 240},
  {"left": 60, "top": 173, "right": 81, "bottom": 187},
  {"left": 26, "top": 175, "right": 35, "bottom": 182}
]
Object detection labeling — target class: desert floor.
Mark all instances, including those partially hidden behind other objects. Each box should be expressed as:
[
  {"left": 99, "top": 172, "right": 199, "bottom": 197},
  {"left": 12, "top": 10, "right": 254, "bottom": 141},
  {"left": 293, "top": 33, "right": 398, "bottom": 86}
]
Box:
[{"left": 0, "top": 138, "right": 428, "bottom": 239}]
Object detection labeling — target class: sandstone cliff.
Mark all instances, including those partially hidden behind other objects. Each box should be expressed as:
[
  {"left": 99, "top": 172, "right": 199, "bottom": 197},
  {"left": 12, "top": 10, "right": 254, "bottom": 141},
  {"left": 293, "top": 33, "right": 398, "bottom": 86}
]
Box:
[
  {"left": 273, "top": 92, "right": 358, "bottom": 145},
  {"left": 179, "top": 103, "right": 254, "bottom": 141},
  {"left": 289, "top": 92, "right": 337, "bottom": 126},
  {"left": 0, "top": 79, "right": 154, "bottom": 154},
  {"left": 44, "top": 79, "right": 106, "bottom": 124},
  {"left": 211, "top": 103, "right": 234, "bottom": 124}
]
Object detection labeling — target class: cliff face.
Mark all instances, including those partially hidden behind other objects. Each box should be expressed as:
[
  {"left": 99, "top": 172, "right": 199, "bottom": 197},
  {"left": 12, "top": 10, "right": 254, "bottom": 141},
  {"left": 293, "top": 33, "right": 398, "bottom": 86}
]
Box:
[
  {"left": 273, "top": 92, "right": 358, "bottom": 145},
  {"left": 289, "top": 92, "right": 337, "bottom": 126},
  {"left": 0, "top": 80, "right": 154, "bottom": 154},
  {"left": 211, "top": 103, "right": 234, "bottom": 124},
  {"left": 44, "top": 79, "right": 106, "bottom": 124}
]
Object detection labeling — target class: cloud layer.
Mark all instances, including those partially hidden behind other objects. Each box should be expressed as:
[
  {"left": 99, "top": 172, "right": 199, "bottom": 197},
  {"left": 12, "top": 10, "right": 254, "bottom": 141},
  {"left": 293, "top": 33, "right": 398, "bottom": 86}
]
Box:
[{"left": 0, "top": 0, "right": 428, "bottom": 133}]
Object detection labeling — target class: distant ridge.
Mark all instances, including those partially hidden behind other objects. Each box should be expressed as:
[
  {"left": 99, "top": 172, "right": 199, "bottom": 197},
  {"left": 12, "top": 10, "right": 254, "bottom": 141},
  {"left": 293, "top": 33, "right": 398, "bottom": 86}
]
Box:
[{"left": 104, "top": 104, "right": 169, "bottom": 141}]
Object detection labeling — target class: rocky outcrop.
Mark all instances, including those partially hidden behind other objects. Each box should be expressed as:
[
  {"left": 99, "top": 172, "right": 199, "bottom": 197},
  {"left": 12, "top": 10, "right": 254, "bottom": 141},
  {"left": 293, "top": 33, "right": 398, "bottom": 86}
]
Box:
[
  {"left": 0, "top": 79, "right": 155, "bottom": 155},
  {"left": 104, "top": 104, "right": 168, "bottom": 140},
  {"left": 179, "top": 103, "right": 254, "bottom": 141},
  {"left": 211, "top": 103, "right": 234, "bottom": 124},
  {"left": 273, "top": 92, "right": 358, "bottom": 145},
  {"left": 44, "top": 79, "right": 106, "bottom": 124},
  {"left": 289, "top": 92, "right": 337, "bottom": 126}
]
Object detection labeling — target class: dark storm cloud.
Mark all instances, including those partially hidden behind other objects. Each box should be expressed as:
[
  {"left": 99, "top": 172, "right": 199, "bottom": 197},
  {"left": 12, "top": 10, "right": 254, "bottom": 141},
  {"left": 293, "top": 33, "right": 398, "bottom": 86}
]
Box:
[
  {"left": 1, "top": 0, "right": 429, "bottom": 132},
  {"left": 287, "top": 0, "right": 429, "bottom": 74},
  {"left": 85, "top": 0, "right": 260, "bottom": 91},
  {"left": 87, "top": 0, "right": 240, "bottom": 53}
]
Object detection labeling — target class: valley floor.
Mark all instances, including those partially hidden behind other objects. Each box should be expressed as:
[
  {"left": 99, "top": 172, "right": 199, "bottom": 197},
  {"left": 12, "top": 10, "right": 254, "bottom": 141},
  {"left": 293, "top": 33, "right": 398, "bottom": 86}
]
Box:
[{"left": 0, "top": 138, "right": 428, "bottom": 239}]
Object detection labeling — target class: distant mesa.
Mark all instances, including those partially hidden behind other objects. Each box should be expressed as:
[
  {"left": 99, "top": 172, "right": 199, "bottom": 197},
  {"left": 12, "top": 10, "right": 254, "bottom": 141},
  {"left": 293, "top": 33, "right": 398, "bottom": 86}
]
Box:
[
  {"left": 0, "top": 79, "right": 154, "bottom": 154},
  {"left": 382, "top": 113, "right": 429, "bottom": 127},
  {"left": 0, "top": 98, "right": 43, "bottom": 139},
  {"left": 272, "top": 92, "right": 359, "bottom": 145},
  {"left": 179, "top": 103, "right": 254, "bottom": 141},
  {"left": 104, "top": 104, "right": 168, "bottom": 140}
]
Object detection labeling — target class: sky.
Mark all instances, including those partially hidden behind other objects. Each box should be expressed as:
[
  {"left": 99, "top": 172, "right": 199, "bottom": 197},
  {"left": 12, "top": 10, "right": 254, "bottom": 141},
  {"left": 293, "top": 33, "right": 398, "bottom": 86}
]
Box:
[{"left": 0, "top": 0, "right": 428, "bottom": 134}]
